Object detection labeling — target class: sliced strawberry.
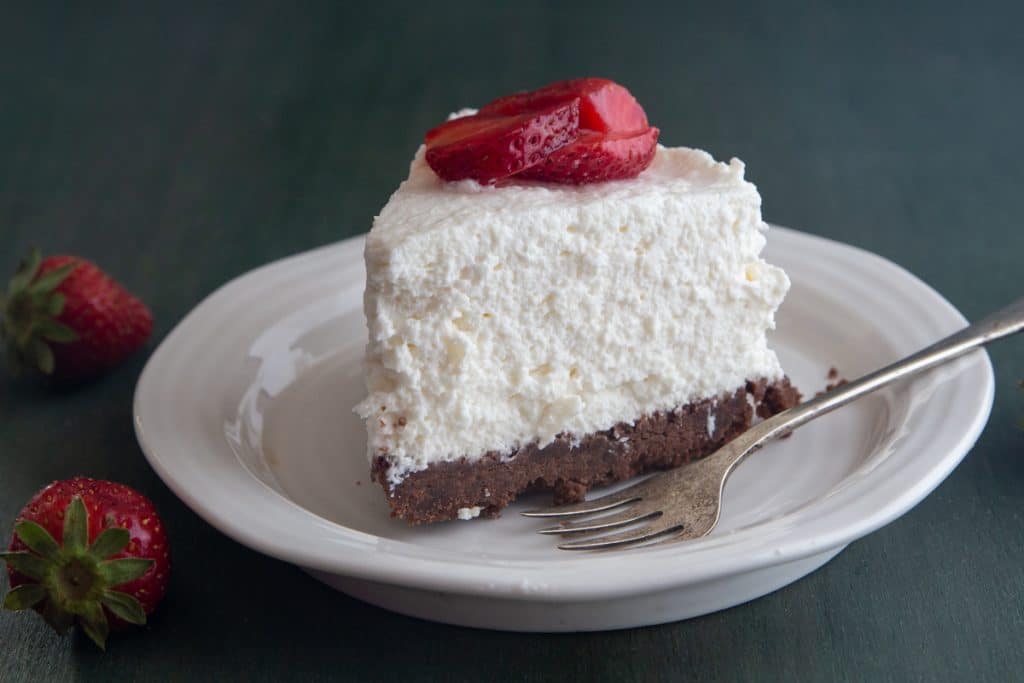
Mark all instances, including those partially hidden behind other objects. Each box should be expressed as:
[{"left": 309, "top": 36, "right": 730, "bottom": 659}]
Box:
[
  {"left": 479, "top": 78, "right": 648, "bottom": 133},
  {"left": 425, "top": 114, "right": 507, "bottom": 148},
  {"left": 424, "top": 99, "right": 580, "bottom": 183},
  {"left": 518, "top": 127, "right": 660, "bottom": 185}
]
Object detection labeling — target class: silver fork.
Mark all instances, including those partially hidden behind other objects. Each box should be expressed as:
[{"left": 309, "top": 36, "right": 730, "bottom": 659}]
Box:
[{"left": 523, "top": 297, "right": 1024, "bottom": 550}]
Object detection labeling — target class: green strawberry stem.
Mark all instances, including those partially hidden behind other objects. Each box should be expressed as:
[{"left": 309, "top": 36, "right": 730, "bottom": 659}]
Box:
[
  {"left": 0, "top": 495, "right": 153, "bottom": 650},
  {"left": 1, "top": 248, "right": 78, "bottom": 376}
]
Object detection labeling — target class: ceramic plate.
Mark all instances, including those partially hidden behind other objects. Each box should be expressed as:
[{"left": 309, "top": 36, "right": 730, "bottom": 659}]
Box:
[{"left": 133, "top": 226, "right": 993, "bottom": 631}]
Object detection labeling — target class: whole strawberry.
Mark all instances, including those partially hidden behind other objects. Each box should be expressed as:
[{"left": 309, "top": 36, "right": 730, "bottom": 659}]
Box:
[
  {"left": 1, "top": 249, "right": 153, "bottom": 381},
  {"left": 1, "top": 478, "right": 170, "bottom": 649}
]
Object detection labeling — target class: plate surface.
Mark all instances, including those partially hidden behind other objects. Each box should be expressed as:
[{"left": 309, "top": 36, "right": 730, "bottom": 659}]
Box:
[{"left": 134, "top": 226, "right": 993, "bottom": 631}]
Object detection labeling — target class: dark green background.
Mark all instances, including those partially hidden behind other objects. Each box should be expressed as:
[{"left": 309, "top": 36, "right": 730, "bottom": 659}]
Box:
[{"left": 2, "top": 2, "right": 1022, "bottom": 681}]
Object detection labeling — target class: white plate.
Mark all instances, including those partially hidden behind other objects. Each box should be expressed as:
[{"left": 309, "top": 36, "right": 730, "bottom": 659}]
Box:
[{"left": 134, "top": 226, "right": 993, "bottom": 631}]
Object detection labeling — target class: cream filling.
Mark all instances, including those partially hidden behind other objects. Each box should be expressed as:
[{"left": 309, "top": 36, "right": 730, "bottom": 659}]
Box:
[{"left": 356, "top": 145, "right": 788, "bottom": 487}]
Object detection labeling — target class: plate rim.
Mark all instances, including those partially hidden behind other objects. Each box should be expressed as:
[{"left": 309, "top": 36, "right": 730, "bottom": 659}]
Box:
[{"left": 134, "top": 226, "right": 994, "bottom": 601}]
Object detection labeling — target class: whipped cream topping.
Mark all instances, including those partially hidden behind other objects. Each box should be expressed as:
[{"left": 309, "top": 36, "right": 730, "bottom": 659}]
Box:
[{"left": 356, "top": 144, "right": 789, "bottom": 486}]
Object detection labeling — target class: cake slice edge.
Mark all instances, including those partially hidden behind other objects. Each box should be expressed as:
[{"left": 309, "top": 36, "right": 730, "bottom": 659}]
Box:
[{"left": 372, "top": 377, "right": 800, "bottom": 524}]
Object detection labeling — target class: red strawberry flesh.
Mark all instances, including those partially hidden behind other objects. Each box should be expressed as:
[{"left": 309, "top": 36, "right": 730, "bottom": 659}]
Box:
[
  {"left": 479, "top": 78, "right": 648, "bottom": 133},
  {"left": 424, "top": 99, "right": 580, "bottom": 183},
  {"left": 519, "top": 127, "right": 660, "bottom": 185},
  {"left": 40, "top": 256, "right": 153, "bottom": 380}
]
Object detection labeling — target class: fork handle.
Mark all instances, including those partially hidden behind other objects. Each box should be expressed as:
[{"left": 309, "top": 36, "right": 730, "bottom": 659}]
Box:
[{"left": 757, "top": 296, "right": 1024, "bottom": 442}]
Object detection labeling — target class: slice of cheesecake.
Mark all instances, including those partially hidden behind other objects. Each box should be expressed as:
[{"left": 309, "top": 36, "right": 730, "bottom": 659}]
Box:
[
  {"left": 356, "top": 143, "right": 799, "bottom": 523},
  {"left": 356, "top": 80, "right": 799, "bottom": 523}
]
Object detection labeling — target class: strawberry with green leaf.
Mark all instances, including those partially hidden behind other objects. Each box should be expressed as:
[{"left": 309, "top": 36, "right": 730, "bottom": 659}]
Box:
[
  {"left": 1, "top": 249, "right": 153, "bottom": 381},
  {"left": 1, "top": 478, "right": 170, "bottom": 649}
]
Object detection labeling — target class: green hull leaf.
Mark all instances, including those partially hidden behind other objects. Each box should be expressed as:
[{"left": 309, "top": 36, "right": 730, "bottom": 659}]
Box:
[
  {"left": 89, "top": 527, "right": 131, "bottom": 560},
  {"left": 7, "top": 248, "right": 41, "bottom": 296},
  {"left": 63, "top": 497, "right": 88, "bottom": 553},
  {"left": 99, "top": 557, "right": 154, "bottom": 586},
  {"left": 27, "top": 262, "right": 75, "bottom": 295},
  {"left": 79, "top": 601, "right": 110, "bottom": 650},
  {"left": 3, "top": 583, "right": 47, "bottom": 611},
  {"left": 100, "top": 590, "right": 147, "bottom": 625},
  {"left": 0, "top": 551, "right": 51, "bottom": 581},
  {"left": 13, "top": 520, "right": 60, "bottom": 560},
  {"left": 38, "top": 319, "right": 78, "bottom": 343}
]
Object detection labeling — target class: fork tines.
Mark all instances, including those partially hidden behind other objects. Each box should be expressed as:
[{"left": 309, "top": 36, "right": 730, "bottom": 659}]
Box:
[{"left": 522, "top": 483, "right": 686, "bottom": 550}]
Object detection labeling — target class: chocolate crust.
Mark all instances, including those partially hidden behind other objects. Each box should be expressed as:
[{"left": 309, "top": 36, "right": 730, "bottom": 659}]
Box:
[{"left": 372, "top": 377, "right": 801, "bottom": 524}]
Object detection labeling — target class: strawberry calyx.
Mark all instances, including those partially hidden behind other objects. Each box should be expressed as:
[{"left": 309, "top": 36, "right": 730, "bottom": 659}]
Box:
[
  {"left": 0, "top": 496, "right": 153, "bottom": 650},
  {"left": 0, "top": 248, "right": 79, "bottom": 376}
]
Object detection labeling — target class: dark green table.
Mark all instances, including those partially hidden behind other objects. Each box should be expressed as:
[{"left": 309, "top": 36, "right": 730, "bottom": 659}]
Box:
[{"left": 3, "top": 2, "right": 1022, "bottom": 680}]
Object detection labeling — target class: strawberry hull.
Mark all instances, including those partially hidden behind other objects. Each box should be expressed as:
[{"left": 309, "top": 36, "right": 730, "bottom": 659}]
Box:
[{"left": 2, "top": 477, "right": 170, "bottom": 649}]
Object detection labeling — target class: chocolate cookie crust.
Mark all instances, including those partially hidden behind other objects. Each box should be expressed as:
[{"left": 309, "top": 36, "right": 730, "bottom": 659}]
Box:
[{"left": 372, "top": 377, "right": 800, "bottom": 524}]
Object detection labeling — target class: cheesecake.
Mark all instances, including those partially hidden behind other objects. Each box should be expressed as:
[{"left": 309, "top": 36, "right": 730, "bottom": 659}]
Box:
[{"left": 355, "top": 79, "right": 800, "bottom": 523}]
